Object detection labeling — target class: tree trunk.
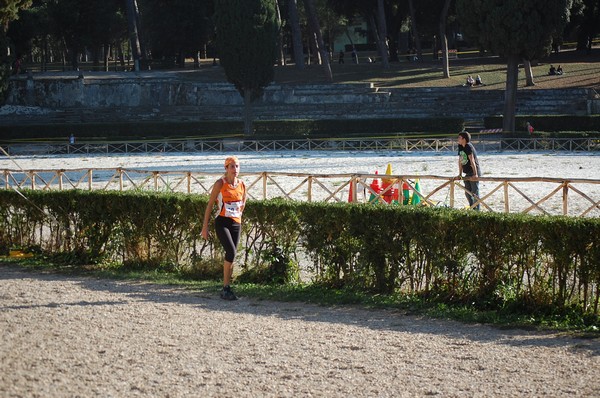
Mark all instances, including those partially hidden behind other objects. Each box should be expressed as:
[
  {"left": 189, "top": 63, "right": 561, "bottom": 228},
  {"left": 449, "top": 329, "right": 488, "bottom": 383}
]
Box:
[
  {"left": 103, "top": 44, "right": 110, "bottom": 72},
  {"left": 68, "top": 45, "right": 79, "bottom": 71},
  {"left": 287, "top": 0, "right": 304, "bottom": 69},
  {"left": 309, "top": 32, "right": 321, "bottom": 64},
  {"left": 345, "top": 30, "right": 356, "bottom": 55},
  {"left": 524, "top": 59, "right": 535, "bottom": 86},
  {"left": 42, "top": 37, "right": 48, "bottom": 71},
  {"left": 440, "top": 0, "right": 451, "bottom": 78},
  {"left": 125, "top": 0, "right": 142, "bottom": 72},
  {"left": 376, "top": 0, "right": 389, "bottom": 68},
  {"left": 275, "top": 0, "right": 285, "bottom": 65},
  {"left": 503, "top": 55, "right": 520, "bottom": 134},
  {"left": 302, "top": 0, "right": 332, "bottom": 81},
  {"left": 132, "top": 0, "right": 148, "bottom": 69},
  {"left": 61, "top": 46, "right": 66, "bottom": 71},
  {"left": 243, "top": 89, "right": 254, "bottom": 137},
  {"left": 92, "top": 46, "right": 100, "bottom": 68},
  {"left": 118, "top": 43, "right": 125, "bottom": 67},
  {"left": 408, "top": 0, "right": 422, "bottom": 60}
]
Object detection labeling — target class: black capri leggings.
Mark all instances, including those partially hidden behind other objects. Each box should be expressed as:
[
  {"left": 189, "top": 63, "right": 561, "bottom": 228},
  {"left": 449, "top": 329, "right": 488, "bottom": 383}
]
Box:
[{"left": 214, "top": 216, "right": 241, "bottom": 263}]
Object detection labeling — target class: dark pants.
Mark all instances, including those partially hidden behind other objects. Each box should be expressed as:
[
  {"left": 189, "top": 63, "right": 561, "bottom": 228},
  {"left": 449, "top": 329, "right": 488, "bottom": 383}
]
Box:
[
  {"left": 464, "top": 176, "right": 480, "bottom": 210},
  {"left": 215, "top": 216, "right": 241, "bottom": 262}
]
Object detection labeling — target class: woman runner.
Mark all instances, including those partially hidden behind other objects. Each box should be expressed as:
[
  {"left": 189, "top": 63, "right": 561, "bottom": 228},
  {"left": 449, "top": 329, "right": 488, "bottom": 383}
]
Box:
[{"left": 201, "top": 156, "right": 247, "bottom": 300}]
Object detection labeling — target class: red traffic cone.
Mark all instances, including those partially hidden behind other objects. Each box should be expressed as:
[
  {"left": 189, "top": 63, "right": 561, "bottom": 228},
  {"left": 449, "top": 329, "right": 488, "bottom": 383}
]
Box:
[
  {"left": 402, "top": 181, "right": 410, "bottom": 205},
  {"left": 368, "top": 171, "right": 381, "bottom": 203}
]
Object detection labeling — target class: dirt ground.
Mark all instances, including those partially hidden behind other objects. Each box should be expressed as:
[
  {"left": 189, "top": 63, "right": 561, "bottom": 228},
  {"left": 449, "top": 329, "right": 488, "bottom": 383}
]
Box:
[{"left": 1, "top": 264, "right": 599, "bottom": 397}]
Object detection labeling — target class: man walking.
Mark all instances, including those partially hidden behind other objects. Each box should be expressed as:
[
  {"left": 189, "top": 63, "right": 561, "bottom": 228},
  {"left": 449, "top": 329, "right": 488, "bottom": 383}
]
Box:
[{"left": 457, "top": 131, "right": 482, "bottom": 210}]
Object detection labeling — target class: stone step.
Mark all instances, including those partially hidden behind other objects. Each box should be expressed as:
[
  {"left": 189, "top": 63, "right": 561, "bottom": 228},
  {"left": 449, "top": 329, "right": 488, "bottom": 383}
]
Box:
[{"left": 3, "top": 80, "right": 595, "bottom": 129}]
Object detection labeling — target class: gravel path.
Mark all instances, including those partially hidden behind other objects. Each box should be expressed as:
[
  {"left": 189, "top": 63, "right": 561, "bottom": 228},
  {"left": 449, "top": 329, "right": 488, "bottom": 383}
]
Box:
[{"left": 1, "top": 265, "right": 599, "bottom": 397}]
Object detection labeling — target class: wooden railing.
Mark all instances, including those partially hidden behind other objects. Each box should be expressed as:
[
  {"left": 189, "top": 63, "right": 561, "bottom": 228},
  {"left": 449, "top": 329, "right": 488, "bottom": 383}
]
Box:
[{"left": 2, "top": 168, "right": 600, "bottom": 217}]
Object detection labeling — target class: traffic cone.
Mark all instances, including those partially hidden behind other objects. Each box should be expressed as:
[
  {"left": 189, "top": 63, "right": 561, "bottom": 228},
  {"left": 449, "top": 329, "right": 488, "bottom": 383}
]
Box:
[
  {"left": 402, "top": 181, "right": 410, "bottom": 205},
  {"left": 383, "top": 163, "right": 393, "bottom": 184},
  {"left": 348, "top": 180, "right": 354, "bottom": 202},
  {"left": 392, "top": 181, "right": 399, "bottom": 204},
  {"left": 411, "top": 179, "right": 422, "bottom": 205},
  {"left": 368, "top": 171, "right": 381, "bottom": 203},
  {"left": 381, "top": 163, "right": 394, "bottom": 203}
]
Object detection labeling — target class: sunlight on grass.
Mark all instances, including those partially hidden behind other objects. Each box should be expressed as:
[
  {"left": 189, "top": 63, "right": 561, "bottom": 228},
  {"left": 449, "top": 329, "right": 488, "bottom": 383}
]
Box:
[
  {"left": 3, "top": 257, "right": 599, "bottom": 335},
  {"left": 268, "top": 53, "right": 599, "bottom": 91}
]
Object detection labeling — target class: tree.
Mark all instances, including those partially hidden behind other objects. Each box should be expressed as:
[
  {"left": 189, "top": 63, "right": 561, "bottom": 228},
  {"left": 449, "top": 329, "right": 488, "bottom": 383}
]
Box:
[
  {"left": 6, "top": 2, "right": 42, "bottom": 59},
  {"left": 303, "top": 0, "right": 332, "bottom": 81},
  {"left": 7, "top": 1, "right": 127, "bottom": 72},
  {"left": 125, "top": 0, "right": 144, "bottom": 71},
  {"left": 214, "top": 0, "right": 279, "bottom": 136},
  {"left": 375, "top": 0, "right": 389, "bottom": 68},
  {"left": 287, "top": 0, "right": 305, "bottom": 69},
  {"left": 45, "top": 0, "right": 114, "bottom": 71},
  {"left": 439, "top": 0, "right": 452, "bottom": 78},
  {"left": 327, "top": 0, "right": 409, "bottom": 64},
  {"left": 456, "top": 0, "right": 573, "bottom": 134},
  {"left": 569, "top": 0, "right": 600, "bottom": 53},
  {"left": 0, "top": 0, "right": 31, "bottom": 29},
  {"left": 140, "top": 0, "right": 212, "bottom": 69},
  {"left": 1, "top": 0, "right": 32, "bottom": 103},
  {"left": 408, "top": 0, "right": 422, "bottom": 60}
]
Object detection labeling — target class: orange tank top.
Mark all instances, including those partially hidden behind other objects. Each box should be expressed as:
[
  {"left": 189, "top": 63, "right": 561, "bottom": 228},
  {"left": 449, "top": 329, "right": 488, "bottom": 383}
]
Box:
[{"left": 217, "top": 177, "right": 246, "bottom": 223}]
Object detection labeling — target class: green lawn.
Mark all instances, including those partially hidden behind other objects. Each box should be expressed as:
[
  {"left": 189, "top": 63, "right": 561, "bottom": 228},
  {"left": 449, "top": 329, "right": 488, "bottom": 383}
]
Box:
[
  {"left": 183, "top": 48, "right": 600, "bottom": 90},
  {"left": 22, "top": 47, "right": 599, "bottom": 90}
]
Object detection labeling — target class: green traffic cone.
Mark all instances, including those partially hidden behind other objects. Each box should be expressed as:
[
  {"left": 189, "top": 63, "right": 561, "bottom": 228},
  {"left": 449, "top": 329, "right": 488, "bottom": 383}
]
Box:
[{"left": 411, "top": 179, "right": 421, "bottom": 205}]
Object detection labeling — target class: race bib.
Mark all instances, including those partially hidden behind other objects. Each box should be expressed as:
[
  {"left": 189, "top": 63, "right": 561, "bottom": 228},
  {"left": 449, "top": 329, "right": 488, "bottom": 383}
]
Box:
[{"left": 224, "top": 201, "right": 243, "bottom": 219}]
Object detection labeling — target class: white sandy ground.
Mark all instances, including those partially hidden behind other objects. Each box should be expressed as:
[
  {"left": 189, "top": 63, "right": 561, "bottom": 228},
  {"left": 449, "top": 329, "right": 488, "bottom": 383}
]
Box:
[
  {"left": 1, "top": 150, "right": 600, "bottom": 215},
  {"left": 1, "top": 265, "right": 599, "bottom": 397},
  {"left": 1, "top": 150, "right": 599, "bottom": 179},
  {"left": 1, "top": 153, "right": 599, "bottom": 396}
]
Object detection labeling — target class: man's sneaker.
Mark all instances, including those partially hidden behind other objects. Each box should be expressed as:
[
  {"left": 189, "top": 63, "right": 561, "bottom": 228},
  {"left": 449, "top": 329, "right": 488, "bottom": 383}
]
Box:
[{"left": 220, "top": 286, "right": 238, "bottom": 301}]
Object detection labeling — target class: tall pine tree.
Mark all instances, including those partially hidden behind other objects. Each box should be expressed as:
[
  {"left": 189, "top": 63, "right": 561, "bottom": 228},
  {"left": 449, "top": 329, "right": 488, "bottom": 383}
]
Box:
[
  {"left": 214, "top": 0, "right": 279, "bottom": 136},
  {"left": 457, "top": 0, "right": 572, "bottom": 133}
]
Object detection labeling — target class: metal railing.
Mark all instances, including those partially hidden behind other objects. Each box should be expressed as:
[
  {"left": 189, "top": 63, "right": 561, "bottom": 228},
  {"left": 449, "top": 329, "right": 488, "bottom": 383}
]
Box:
[{"left": 2, "top": 137, "right": 600, "bottom": 155}]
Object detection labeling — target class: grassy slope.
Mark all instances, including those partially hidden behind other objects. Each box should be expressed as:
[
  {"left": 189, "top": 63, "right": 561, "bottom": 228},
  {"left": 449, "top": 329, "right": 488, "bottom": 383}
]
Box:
[{"left": 180, "top": 48, "right": 600, "bottom": 91}]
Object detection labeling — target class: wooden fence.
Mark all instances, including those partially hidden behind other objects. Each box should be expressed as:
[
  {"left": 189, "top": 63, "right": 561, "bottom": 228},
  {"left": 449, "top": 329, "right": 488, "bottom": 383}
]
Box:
[{"left": 2, "top": 168, "right": 600, "bottom": 217}]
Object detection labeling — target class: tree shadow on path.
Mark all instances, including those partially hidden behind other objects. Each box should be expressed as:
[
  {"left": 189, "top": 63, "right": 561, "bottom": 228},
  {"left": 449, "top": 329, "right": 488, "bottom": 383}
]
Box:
[{"left": 1, "top": 263, "right": 598, "bottom": 357}]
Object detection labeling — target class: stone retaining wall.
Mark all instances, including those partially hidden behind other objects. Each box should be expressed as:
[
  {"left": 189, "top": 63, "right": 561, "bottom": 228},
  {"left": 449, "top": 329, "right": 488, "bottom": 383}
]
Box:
[{"left": 4, "top": 72, "right": 597, "bottom": 125}]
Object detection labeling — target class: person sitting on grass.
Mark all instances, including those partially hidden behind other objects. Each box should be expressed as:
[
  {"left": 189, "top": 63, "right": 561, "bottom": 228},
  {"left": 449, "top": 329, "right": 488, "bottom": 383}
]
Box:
[
  {"left": 475, "top": 75, "right": 483, "bottom": 85},
  {"left": 465, "top": 75, "right": 475, "bottom": 86}
]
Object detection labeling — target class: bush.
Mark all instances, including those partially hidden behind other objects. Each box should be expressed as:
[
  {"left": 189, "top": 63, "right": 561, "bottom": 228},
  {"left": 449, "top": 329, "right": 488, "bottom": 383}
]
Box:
[
  {"left": 1, "top": 189, "right": 598, "bottom": 315},
  {"left": 0, "top": 118, "right": 465, "bottom": 142}
]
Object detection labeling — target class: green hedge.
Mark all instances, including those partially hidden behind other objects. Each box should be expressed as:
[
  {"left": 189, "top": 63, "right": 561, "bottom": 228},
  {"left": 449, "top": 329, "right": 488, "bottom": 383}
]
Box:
[
  {"left": 0, "top": 117, "right": 464, "bottom": 142},
  {"left": 1, "top": 189, "right": 599, "bottom": 314}
]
